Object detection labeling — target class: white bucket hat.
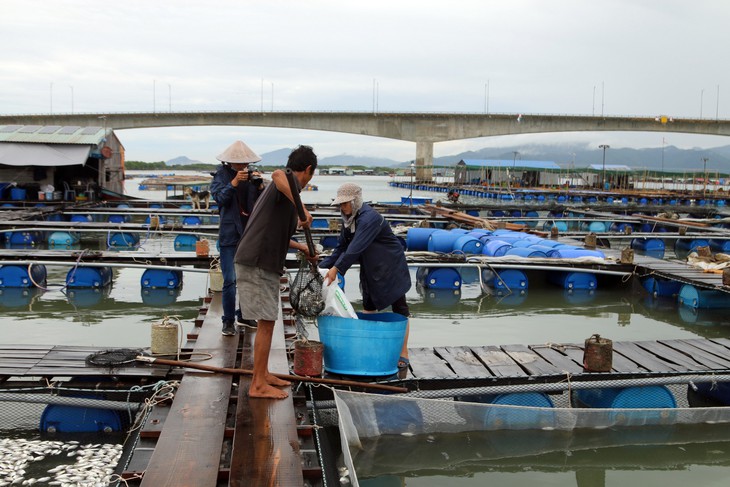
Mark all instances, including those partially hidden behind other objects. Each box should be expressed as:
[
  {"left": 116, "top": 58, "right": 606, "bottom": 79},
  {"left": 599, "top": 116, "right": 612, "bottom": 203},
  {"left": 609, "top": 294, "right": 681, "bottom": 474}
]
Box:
[
  {"left": 216, "top": 140, "right": 261, "bottom": 164},
  {"left": 331, "top": 183, "right": 362, "bottom": 205}
]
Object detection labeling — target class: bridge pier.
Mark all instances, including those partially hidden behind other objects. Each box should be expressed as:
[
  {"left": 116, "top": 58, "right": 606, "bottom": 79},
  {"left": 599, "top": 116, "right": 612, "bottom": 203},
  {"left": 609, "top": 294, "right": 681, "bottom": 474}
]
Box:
[{"left": 416, "top": 140, "right": 434, "bottom": 181}]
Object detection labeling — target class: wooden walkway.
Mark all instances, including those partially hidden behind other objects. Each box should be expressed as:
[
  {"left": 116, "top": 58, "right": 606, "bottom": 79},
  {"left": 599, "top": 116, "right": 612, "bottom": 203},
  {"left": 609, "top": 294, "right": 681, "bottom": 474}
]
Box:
[{"left": 396, "top": 337, "right": 730, "bottom": 389}]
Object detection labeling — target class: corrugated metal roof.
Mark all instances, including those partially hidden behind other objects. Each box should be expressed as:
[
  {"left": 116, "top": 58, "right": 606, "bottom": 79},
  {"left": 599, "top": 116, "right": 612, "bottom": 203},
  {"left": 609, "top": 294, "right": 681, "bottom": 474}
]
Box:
[
  {"left": 461, "top": 159, "right": 561, "bottom": 170},
  {"left": 588, "top": 164, "right": 632, "bottom": 171},
  {"left": 0, "top": 125, "right": 106, "bottom": 145}
]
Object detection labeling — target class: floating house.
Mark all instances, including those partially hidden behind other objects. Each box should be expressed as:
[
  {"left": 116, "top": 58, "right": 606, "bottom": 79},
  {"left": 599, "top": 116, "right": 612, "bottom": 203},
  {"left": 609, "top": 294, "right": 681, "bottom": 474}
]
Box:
[
  {"left": 0, "top": 124, "right": 125, "bottom": 200},
  {"left": 454, "top": 159, "right": 562, "bottom": 187}
]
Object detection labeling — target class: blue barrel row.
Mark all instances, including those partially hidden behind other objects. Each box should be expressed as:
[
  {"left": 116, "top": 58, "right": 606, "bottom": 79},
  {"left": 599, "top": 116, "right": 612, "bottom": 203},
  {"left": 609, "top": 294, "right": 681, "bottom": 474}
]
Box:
[
  {"left": 388, "top": 182, "right": 729, "bottom": 207},
  {"left": 0, "top": 265, "right": 182, "bottom": 290}
]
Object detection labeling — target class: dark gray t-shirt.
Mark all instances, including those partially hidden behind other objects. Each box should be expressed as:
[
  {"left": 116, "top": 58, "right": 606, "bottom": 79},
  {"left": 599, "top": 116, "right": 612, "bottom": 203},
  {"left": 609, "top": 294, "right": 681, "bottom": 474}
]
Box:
[{"left": 234, "top": 179, "right": 298, "bottom": 275}]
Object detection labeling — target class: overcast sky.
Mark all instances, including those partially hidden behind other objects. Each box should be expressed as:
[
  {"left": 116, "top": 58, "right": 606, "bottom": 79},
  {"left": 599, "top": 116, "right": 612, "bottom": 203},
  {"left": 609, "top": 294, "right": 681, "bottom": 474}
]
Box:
[{"left": 2, "top": 0, "right": 729, "bottom": 163}]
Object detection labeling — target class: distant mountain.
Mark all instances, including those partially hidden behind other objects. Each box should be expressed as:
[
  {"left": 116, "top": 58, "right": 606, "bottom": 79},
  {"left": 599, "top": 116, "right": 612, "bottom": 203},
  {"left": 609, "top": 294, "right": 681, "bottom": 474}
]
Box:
[
  {"left": 258, "top": 148, "right": 400, "bottom": 167},
  {"left": 432, "top": 143, "right": 730, "bottom": 172},
  {"left": 166, "top": 155, "right": 205, "bottom": 166}
]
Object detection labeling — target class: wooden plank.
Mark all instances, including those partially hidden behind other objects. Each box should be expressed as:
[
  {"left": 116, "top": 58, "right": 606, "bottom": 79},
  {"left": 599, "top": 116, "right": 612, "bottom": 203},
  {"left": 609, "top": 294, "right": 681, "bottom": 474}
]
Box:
[
  {"left": 633, "top": 340, "right": 710, "bottom": 371},
  {"left": 408, "top": 347, "right": 456, "bottom": 378},
  {"left": 610, "top": 341, "right": 676, "bottom": 373},
  {"left": 472, "top": 345, "right": 526, "bottom": 377},
  {"left": 662, "top": 339, "right": 730, "bottom": 370},
  {"left": 528, "top": 344, "right": 584, "bottom": 374},
  {"left": 501, "top": 344, "right": 563, "bottom": 376},
  {"left": 140, "top": 293, "right": 236, "bottom": 487},
  {"left": 230, "top": 296, "right": 305, "bottom": 486},
  {"left": 688, "top": 338, "right": 730, "bottom": 360},
  {"left": 434, "top": 346, "right": 492, "bottom": 378}
]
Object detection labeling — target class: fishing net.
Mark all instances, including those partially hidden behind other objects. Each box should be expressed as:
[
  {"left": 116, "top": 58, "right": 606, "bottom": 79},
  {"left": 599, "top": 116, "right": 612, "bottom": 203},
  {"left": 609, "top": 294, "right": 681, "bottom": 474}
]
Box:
[
  {"left": 289, "top": 256, "right": 324, "bottom": 318},
  {"left": 86, "top": 348, "right": 145, "bottom": 366}
]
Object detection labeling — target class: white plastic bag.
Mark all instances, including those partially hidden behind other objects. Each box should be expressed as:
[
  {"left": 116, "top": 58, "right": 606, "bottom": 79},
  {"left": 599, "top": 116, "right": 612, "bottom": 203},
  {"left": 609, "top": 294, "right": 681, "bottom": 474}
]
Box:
[{"left": 319, "top": 269, "right": 358, "bottom": 319}]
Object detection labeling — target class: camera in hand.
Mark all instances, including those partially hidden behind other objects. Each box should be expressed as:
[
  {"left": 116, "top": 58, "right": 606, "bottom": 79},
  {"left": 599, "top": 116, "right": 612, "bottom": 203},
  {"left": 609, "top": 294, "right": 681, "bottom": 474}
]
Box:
[{"left": 248, "top": 168, "right": 263, "bottom": 186}]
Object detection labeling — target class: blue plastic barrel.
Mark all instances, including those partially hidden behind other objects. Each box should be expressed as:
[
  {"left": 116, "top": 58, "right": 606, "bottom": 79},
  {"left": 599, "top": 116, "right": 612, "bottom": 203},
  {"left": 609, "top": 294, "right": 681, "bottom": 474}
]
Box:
[
  {"left": 482, "top": 239, "right": 512, "bottom": 257},
  {"left": 70, "top": 214, "right": 92, "bottom": 223},
  {"left": 311, "top": 218, "right": 329, "bottom": 229},
  {"left": 182, "top": 216, "right": 202, "bottom": 226},
  {"left": 641, "top": 276, "right": 681, "bottom": 298},
  {"left": 8, "top": 231, "right": 42, "bottom": 246},
  {"left": 481, "top": 269, "right": 528, "bottom": 294},
  {"left": 452, "top": 235, "right": 482, "bottom": 254},
  {"left": 41, "top": 405, "right": 122, "bottom": 433},
  {"left": 678, "top": 284, "right": 729, "bottom": 309},
  {"left": 504, "top": 247, "right": 547, "bottom": 258},
  {"left": 174, "top": 234, "right": 199, "bottom": 250},
  {"left": 548, "top": 271, "right": 597, "bottom": 290},
  {"left": 674, "top": 239, "right": 710, "bottom": 258},
  {"left": 480, "top": 393, "right": 555, "bottom": 429},
  {"left": 0, "top": 264, "right": 47, "bottom": 288},
  {"left": 709, "top": 239, "right": 730, "bottom": 253},
  {"left": 317, "top": 312, "right": 408, "bottom": 376},
  {"left": 427, "top": 230, "right": 462, "bottom": 252},
  {"left": 109, "top": 232, "right": 139, "bottom": 248},
  {"left": 573, "top": 386, "right": 676, "bottom": 425},
  {"left": 66, "top": 266, "right": 112, "bottom": 288},
  {"left": 48, "top": 231, "right": 80, "bottom": 247},
  {"left": 542, "top": 220, "right": 568, "bottom": 232},
  {"left": 579, "top": 221, "right": 607, "bottom": 233},
  {"left": 416, "top": 267, "right": 461, "bottom": 289},
  {"left": 551, "top": 248, "right": 605, "bottom": 259},
  {"left": 141, "top": 269, "right": 183, "bottom": 289},
  {"left": 10, "top": 188, "right": 26, "bottom": 200},
  {"left": 320, "top": 235, "right": 339, "bottom": 249},
  {"left": 631, "top": 238, "right": 665, "bottom": 253}
]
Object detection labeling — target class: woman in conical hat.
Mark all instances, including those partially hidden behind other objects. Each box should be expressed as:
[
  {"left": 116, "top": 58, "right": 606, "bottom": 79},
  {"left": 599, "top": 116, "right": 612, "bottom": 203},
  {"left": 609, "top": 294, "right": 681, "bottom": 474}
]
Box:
[{"left": 210, "top": 140, "right": 264, "bottom": 335}]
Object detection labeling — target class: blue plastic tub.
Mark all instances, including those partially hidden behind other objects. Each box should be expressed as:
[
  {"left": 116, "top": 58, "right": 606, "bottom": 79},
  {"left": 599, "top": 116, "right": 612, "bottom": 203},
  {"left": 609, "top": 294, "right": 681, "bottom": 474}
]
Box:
[
  {"left": 10, "top": 187, "right": 26, "bottom": 200},
  {"left": 182, "top": 216, "right": 202, "bottom": 226},
  {"left": 416, "top": 267, "right": 461, "bottom": 289},
  {"left": 631, "top": 238, "right": 665, "bottom": 253},
  {"left": 317, "top": 312, "right": 407, "bottom": 376}
]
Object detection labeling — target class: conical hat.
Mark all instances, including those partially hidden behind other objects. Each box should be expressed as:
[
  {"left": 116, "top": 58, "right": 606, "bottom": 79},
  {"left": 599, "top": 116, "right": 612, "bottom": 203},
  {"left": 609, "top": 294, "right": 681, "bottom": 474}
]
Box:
[{"left": 216, "top": 140, "right": 261, "bottom": 163}]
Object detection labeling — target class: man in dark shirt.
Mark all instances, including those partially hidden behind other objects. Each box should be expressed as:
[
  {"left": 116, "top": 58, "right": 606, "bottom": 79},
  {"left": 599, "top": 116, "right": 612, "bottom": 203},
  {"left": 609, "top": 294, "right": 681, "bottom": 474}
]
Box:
[{"left": 234, "top": 145, "right": 318, "bottom": 399}]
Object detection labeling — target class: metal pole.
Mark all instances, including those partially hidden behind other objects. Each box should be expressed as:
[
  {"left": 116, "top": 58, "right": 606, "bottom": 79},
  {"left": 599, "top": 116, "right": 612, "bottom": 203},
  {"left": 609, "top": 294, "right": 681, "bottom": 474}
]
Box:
[
  {"left": 599, "top": 144, "right": 609, "bottom": 189},
  {"left": 702, "top": 157, "right": 709, "bottom": 198},
  {"left": 409, "top": 162, "right": 415, "bottom": 207}
]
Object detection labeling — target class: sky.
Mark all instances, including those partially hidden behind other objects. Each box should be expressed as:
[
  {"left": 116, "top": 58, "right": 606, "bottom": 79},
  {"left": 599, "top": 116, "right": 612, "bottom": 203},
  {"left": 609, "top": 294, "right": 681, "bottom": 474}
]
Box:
[{"left": 2, "top": 0, "right": 729, "bottom": 164}]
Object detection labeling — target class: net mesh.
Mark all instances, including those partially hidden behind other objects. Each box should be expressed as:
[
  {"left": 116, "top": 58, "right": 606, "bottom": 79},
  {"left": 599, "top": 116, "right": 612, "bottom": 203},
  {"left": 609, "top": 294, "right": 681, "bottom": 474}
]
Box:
[
  {"left": 86, "top": 348, "right": 144, "bottom": 366},
  {"left": 335, "top": 386, "right": 730, "bottom": 486},
  {"left": 289, "top": 257, "right": 324, "bottom": 318}
]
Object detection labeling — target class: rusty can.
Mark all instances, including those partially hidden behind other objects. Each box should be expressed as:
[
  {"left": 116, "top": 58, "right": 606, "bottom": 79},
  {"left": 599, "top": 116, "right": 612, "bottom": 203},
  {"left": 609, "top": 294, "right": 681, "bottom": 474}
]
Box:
[
  {"left": 293, "top": 340, "right": 324, "bottom": 377},
  {"left": 583, "top": 334, "right": 612, "bottom": 372}
]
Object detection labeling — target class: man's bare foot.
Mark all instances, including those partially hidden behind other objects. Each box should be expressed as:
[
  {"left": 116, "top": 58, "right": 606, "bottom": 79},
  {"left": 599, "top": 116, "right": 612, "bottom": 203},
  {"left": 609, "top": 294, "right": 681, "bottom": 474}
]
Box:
[
  {"left": 266, "top": 374, "right": 291, "bottom": 387},
  {"left": 249, "top": 383, "right": 289, "bottom": 399}
]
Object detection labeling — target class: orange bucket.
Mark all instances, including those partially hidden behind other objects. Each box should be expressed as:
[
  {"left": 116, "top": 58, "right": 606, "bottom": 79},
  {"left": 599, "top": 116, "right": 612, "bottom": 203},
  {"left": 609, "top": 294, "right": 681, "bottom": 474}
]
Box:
[{"left": 195, "top": 239, "right": 210, "bottom": 257}]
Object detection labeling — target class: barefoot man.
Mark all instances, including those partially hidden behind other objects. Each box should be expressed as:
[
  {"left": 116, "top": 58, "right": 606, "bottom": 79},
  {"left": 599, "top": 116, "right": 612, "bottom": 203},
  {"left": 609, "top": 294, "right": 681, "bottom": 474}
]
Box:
[{"left": 234, "top": 145, "right": 318, "bottom": 399}]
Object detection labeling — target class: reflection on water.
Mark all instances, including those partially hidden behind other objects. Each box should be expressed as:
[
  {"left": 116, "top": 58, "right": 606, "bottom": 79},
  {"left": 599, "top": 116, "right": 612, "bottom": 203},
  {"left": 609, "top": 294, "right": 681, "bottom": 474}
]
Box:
[{"left": 354, "top": 424, "right": 730, "bottom": 486}]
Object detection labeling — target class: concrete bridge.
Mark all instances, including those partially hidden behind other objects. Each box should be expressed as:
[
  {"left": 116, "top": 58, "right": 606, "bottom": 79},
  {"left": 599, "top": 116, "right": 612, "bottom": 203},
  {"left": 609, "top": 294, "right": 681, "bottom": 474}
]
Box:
[{"left": 2, "top": 111, "right": 729, "bottom": 178}]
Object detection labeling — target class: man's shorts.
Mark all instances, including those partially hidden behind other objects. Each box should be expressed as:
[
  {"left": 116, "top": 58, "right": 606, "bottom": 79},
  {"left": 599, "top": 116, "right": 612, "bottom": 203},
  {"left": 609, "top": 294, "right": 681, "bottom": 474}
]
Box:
[{"left": 235, "top": 264, "right": 280, "bottom": 322}]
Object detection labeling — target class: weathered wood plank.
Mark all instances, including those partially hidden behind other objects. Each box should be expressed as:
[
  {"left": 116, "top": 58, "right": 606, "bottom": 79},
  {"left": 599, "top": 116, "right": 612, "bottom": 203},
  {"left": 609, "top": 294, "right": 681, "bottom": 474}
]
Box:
[
  {"left": 472, "top": 345, "right": 526, "bottom": 377},
  {"left": 140, "top": 293, "right": 235, "bottom": 487},
  {"left": 529, "top": 344, "right": 584, "bottom": 374},
  {"left": 230, "top": 299, "right": 304, "bottom": 486},
  {"left": 663, "top": 339, "right": 730, "bottom": 369},
  {"left": 501, "top": 344, "right": 563, "bottom": 376},
  {"left": 634, "top": 340, "right": 709, "bottom": 371},
  {"left": 435, "top": 346, "right": 492, "bottom": 378},
  {"left": 611, "top": 341, "right": 676, "bottom": 373},
  {"left": 409, "top": 347, "right": 456, "bottom": 378}
]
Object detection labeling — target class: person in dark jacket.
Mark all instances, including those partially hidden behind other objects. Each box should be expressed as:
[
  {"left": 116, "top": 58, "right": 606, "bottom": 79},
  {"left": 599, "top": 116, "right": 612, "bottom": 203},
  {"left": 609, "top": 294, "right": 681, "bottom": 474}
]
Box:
[
  {"left": 210, "top": 140, "right": 264, "bottom": 336},
  {"left": 320, "top": 183, "right": 412, "bottom": 368}
]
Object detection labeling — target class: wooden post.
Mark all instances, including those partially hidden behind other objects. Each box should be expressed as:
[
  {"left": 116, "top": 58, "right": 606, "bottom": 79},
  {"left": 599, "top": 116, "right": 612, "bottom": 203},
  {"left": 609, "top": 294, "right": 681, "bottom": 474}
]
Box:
[{"left": 585, "top": 233, "right": 597, "bottom": 249}]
